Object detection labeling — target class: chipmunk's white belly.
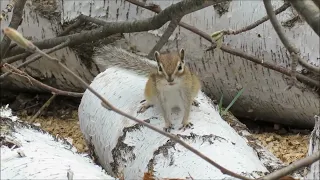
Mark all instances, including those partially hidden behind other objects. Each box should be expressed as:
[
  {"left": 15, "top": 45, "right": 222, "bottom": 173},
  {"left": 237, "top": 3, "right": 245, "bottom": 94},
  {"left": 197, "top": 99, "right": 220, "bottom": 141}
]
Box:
[{"left": 158, "top": 85, "right": 185, "bottom": 111}]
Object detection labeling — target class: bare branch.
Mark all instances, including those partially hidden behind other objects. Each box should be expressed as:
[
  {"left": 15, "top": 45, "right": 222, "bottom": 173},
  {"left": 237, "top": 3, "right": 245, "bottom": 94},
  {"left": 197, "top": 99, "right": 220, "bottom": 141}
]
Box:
[
  {"left": 0, "top": 52, "right": 31, "bottom": 67},
  {"left": 58, "top": 18, "right": 84, "bottom": 37},
  {"left": 219, "top": 45, "right": 320, "bottom": 88},
  {"left": 125, "top": 0, "right": 215, "bottom": 43},
  {"left": 78, "top": 14, "right": 108, "bottom": 25},
  {"left": 3, "top": 63, "right": 83, "bottom": 97},
  {"left": 259, "top": 151, "right": 320, "bottom": 180},
  {"left": 6, "top": 0, "right": 225, "bottom": 57},
  {"left": 28, "top": 93, "right": 57, "bottom": 122},
  {"left": 0, "top": 40, "right": 70, "bottom": 79},
  {"left": 0, "top": 0, "right": 27, "bottom": 61},
  {"left": 147, "top": 16, "right": 182, "bottom": 59},
  {"left": 224, "top": 2, "right": 291, "bottom": 35},
  {"left": 263, "top": 0, "right": 320, "bottom": 74},
  {"left": 289, "top": 0, "right": 320, "bottom": 37}
]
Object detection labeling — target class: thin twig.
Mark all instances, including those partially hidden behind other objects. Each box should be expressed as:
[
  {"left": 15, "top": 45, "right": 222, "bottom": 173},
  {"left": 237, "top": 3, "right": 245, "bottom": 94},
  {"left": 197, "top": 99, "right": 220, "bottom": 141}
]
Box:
[
  {"left": 259, "top": 151, "right": 320, "bottom": 180},
  {"left": 28, "top": 93, "right": 57, "bottom": 122},
  {"left": 125, "top": 0, "right": 215, "bottom": 44},
  {"left": 0, "top": 40, "right": 70, "bottom": 79},
  {"left": 223, "top": 2, "right": 291, "bottom": 35},
  {"left": 219, "top": 45, "right": 320, "bottom": 88},
  {"left": 3, "top": 63, "right": 83, "bottom": 97},
  {"left": 147, "top": 16, "right": 182, "bottom": 59},
  {"left": 0, "top": 52, "right": 31, "bottom": 67},
  {"left": 263, "top": 0, "right": 320, "bottom": 75},
  {"left": 58, "top": 18, "right": 84, "bottom": 37},
  {"left": 0, "top": 0, "right": 27, "bottom": 61},
  {"left": 78, "top": 14, "right": 108, "bottom": 25}
]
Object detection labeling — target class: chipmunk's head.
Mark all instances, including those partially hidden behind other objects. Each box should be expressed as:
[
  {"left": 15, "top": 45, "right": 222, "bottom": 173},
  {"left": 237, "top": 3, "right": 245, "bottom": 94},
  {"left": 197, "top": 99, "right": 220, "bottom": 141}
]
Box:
[{"left": 154, "top": 48, "right": 185, "bottom": 86}]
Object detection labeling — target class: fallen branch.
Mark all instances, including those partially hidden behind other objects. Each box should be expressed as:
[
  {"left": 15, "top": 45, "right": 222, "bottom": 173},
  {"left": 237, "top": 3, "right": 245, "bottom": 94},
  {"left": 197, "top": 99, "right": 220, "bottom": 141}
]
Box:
[
  {"left": 0, "top": 40, "right": 70, "bottom": 79},
  {"left": 0, "top": 0, "right": 27, "bottom": 61},
  {"left": 28, "top": 93, "right": 57, "bottom": 122},
  {"left": 223, "top": 2, "right": 291, "bottom": 35},
  {"left": 3, "top": 63, "right": 83, "bottom": 97},
  {"left": 5, "top": 0, "right": 224, "bottom": 57},
  {"left": 3, "top": 26, "right": 253, "bottom": 180},
  {"left": 263, "top": 0, "right": 320, "bottom": 76},
  {"left": 147, "top": 16, "right": 182, "bottom": 59},
  {"left": 259, "top": 151, "right": 320, "bottom": 180},
  {"left": 125, "top": 0, "right": 215, "bottom": 44}
]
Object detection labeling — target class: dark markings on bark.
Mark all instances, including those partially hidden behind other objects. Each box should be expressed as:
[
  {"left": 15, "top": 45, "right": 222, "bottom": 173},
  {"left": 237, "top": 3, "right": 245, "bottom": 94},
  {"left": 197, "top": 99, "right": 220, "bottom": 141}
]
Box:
[
  {"left": 110, "top": 123, "right": 143, "bottom": 176},
  {"left": 147, "top": 139, "right": 176, "bottom": 172},
  {"left": 0, "top": 116, "right": 73, "bottom": 149}
]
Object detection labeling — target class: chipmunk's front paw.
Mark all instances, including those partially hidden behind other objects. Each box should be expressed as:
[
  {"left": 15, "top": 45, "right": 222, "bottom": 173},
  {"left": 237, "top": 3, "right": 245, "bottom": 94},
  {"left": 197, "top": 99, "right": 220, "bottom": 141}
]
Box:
[
  {"left": 163, "top": 123, "right": 174, "bottom": 133},
  {"left": 179, "top": 122, "right": 194, "bottom": 131},
  {"left": 192, "top": 100, "right": 200, "bottom": 107},
  {"left": 137, "top": 101, "right": 153, "bottom": 113}
]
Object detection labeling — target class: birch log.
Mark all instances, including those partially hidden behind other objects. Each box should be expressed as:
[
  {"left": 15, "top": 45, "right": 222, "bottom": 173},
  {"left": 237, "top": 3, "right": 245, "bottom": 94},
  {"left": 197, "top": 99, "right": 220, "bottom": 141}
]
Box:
[
  {"left": 0, "top": 105, "right": 115, "bottom": 179},
  {"left": 78, "top": 67, "right": 283, "bottom": 179}
]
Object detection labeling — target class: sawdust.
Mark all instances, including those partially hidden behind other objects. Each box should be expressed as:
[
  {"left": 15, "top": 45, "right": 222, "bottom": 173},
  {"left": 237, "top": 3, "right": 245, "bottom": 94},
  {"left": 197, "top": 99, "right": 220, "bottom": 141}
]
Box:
[
  {"left": 251, "top": 133, "right": 309, "bottom": 164},
  {"left": 19, "top": 111, "right": 88, "bottom": 153}
]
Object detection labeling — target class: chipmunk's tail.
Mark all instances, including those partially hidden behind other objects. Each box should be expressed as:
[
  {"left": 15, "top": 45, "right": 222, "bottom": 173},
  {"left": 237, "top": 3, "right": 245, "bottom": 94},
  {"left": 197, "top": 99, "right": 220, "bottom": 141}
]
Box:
[{"left": 94, "top": 46, "right": 157, "bottom": 76}]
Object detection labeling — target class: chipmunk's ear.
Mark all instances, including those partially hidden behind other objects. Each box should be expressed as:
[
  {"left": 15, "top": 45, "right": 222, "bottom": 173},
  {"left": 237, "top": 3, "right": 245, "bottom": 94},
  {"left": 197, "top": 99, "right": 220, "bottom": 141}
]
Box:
[
  {"left": 154, "top": 51, "right": 160, "bottom": 63},
  {"left": 179, "top": 48, "right": 185, "bottom": 62}
]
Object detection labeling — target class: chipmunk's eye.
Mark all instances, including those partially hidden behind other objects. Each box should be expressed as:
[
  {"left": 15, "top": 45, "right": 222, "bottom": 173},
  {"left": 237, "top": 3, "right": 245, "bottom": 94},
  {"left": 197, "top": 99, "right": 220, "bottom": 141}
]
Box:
[{"left": 178, "top": 63, "right": 183, "bottom": 71}]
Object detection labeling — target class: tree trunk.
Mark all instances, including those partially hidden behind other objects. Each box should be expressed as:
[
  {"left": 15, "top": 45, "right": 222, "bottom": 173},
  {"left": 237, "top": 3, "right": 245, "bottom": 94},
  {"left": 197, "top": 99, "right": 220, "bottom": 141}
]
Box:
[
  {"left": 1, "top": 0, "right": 319, "bottom": 127},
  {"left": 78, "top": 67, "right": 293, "bottom": 179},
  {"left": 0, "top": 105, "right": 114, "bottom": 179}
]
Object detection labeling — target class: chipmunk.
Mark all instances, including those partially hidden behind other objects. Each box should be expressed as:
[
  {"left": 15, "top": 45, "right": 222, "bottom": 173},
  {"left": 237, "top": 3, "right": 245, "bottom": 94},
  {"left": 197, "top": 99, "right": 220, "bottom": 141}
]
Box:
[{"left": 94, "top": 46, "right": 201, "bottom": 132}]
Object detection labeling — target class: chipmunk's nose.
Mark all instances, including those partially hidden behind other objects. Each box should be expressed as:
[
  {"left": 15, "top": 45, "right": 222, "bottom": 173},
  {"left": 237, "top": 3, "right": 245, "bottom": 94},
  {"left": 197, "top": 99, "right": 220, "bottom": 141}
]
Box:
[{"left": 167, "top": 77, "right": 174, "bottom": 83}]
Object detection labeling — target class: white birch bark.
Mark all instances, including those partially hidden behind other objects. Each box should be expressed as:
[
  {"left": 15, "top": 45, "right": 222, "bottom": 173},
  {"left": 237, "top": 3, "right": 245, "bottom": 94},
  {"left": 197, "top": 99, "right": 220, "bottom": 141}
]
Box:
[
  {"left": 306, "top": 115, "right": 320, "bottom": 180},
  {"left": 0, "top": 105, "right": 115, "bottom": 179}
]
